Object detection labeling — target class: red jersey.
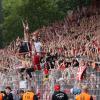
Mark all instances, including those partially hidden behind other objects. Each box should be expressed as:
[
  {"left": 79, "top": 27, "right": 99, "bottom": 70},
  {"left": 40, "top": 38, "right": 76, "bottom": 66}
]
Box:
[
  {"left": 44, "top": 68, "right": 49, "bottom": 75},
  {"left": 32, "top": 54, "right": 41, "bottom": 70}
]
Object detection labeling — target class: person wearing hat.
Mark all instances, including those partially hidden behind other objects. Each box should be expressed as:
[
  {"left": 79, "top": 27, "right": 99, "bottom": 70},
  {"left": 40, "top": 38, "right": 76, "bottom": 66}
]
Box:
[
  {"left": 4, "top": 86, "right": 14, "bottom": 100},
  {"left": 52, "top": 84, "right": 68, "bottom": 100},
  {"left": 70, "top": 83, "right": 81, "bottom": 95},
  {"left": 75, "top": 85, "right": 93, "bottom": 100}
]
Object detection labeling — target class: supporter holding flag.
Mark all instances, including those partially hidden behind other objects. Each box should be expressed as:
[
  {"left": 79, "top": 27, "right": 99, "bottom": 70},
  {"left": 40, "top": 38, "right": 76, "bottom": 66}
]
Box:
[{"left": 76, "top": 60, "right": 87, "bottom": 81}]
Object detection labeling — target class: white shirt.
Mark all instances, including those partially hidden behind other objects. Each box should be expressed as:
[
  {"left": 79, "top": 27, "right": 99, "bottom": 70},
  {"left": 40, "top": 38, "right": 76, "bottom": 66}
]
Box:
[{"left": 34, "top": 42, "right": 42, "bottom": 53}]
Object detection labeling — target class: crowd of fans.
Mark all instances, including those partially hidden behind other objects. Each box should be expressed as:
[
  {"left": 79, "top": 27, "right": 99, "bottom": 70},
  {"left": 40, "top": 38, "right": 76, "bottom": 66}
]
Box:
[{"left": 0, "top": 13, "right": 100, "bottom": 100}]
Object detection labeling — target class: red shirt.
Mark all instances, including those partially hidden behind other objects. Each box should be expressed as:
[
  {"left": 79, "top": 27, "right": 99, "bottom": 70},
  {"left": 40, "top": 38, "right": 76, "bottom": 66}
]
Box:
[
  {"left": 33, "top": 54, "right": 40, "bottom": 65},
  {"left": 98, "top": 48, "right": 100, "bottom": 54},
  {"left": 44, "top": 68, "right": 49, "bottom": 75},
  {"left": 32, "top": 54, "right": 41, "bottom": 70}
]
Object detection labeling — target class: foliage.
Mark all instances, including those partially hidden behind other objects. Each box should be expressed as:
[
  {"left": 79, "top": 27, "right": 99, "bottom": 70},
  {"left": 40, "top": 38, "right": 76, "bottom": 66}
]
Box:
[
  {"left": 0, "top": 0, "right": 3, "bottom": 48},
  {"left": 1, "top": 0, "right": 92, "bottom": 46}
]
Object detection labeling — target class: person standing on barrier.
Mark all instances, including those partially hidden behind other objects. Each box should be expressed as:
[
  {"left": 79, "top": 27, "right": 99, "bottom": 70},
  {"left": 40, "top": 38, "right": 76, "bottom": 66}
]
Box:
[
  {"left": 52, "top": 84, "right": 68, "bottom": 100},
  {"left": 75, "top": 85, "right": 93, "bottom": 100}
]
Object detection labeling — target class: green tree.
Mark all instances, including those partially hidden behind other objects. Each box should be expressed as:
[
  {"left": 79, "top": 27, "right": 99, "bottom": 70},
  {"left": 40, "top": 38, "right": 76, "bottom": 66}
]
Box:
[
  {"left": 2, "top": 0, "right": 63, "bottom": 45},
  {"left": 2, "top": 0, "right": 24, "bottom": 45},
  {"left": 18, "top": 0, "right": 64, "bottom": 31},
  {"left": 2, "top": 0, "right": 92, "bottom": 46},
  {"left": 0, "top": 0, "right": 3, "bottom": 48}
]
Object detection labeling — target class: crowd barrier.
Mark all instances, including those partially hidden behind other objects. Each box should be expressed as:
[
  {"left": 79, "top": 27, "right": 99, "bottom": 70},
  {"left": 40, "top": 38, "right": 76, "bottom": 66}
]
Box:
[{"left": 26, "top": 68, "right": 100, "bottom": 100}]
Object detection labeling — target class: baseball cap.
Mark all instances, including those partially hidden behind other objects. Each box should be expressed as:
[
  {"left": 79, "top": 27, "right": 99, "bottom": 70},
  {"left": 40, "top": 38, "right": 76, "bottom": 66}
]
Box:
[{"left": 54, "top": 84, "right": 60, "bottom": 91}]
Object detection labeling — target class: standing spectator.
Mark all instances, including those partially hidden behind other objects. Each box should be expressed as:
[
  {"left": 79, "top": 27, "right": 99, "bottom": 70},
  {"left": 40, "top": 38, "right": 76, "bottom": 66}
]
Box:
[
  {"left": 23, "top": 88, "right": 38, "bottom": 100},
  {"left": 34, "top": 38, "right": 42, "bottom": 54},
  {"left": 4, "top": 86, "right": 13, "bottom": 100},
  {"left": 1, "top": 91, "right": 6, "bottom": 98},
  {"left": 19, "top": 90, "right": 24, "bottom": 100},
  {"left": 32, "top": 52, "right": 41, "bottom": 71},
  {"left": 75, "top": 85, "right": 93, "bottom": 100},
  {"left": 70, "top": 83, "right": 81, "bottom": 95},
  {"left": 52, "top": 84, "right": 68, "bottom": 100},
  {"left": 11, "top": 89, "right": 19, "bottom": 100},
  {"left": 0, "top": 91, "right": 3, "bottom": 100}
]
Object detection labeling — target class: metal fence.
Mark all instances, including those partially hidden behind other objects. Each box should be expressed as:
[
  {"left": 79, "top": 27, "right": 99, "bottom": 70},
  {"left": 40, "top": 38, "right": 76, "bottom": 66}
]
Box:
[{"left": 27, "top": 67, "right": 100, "bottom": 100}]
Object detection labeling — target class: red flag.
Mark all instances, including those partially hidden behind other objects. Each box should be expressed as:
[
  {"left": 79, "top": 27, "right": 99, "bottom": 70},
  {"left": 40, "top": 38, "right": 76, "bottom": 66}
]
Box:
[{"left": 76, "top": 66, "right": 87, "bottom": 81}]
